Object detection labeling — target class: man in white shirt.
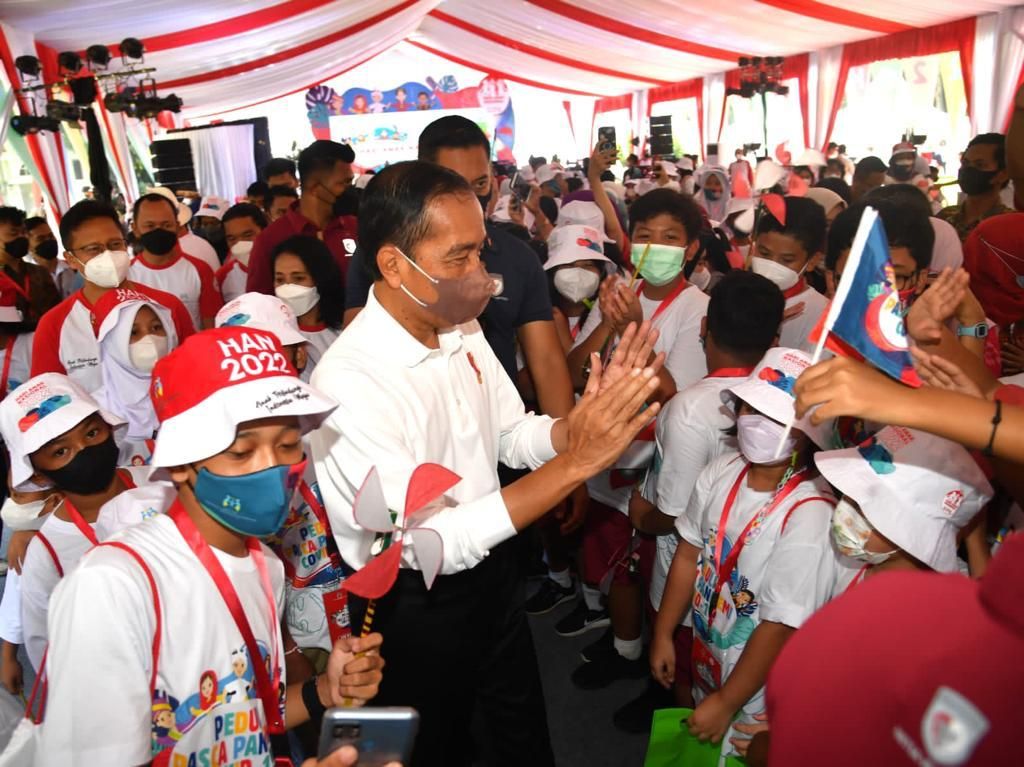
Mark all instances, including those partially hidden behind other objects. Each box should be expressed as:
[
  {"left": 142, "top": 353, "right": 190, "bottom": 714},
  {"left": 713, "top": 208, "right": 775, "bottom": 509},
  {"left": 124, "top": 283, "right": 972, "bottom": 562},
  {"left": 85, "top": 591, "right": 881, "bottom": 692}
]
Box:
[
  {"left": 129, "top": 193, "right": 222, "bottom": 329},
  {"left": 748, "top": 195, "right": 829, "bottom": 352},
  {"left": 310, "top": 160, "right": 663, "bottom": 767}
]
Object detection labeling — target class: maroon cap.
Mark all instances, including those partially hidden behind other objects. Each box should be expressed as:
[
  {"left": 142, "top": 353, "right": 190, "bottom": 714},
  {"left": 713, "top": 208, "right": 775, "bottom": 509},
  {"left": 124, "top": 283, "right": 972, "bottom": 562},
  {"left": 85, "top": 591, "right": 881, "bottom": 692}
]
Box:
[{"left": 766, "top": 533, "right": 1024, "bottom": 765}]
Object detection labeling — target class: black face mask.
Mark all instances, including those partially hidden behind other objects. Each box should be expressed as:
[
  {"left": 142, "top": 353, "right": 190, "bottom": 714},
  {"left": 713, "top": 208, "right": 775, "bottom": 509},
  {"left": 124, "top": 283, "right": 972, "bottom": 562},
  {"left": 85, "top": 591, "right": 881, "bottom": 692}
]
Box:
[
  {"left": 958, "top": 166, "right": 999, "bottom": 197},
  {"left": 194, "top": 224, "right": 224, "bottom": 245},
  {"left": 35, "top": 239, "right": 59, "bottom": 260},
  {"left": 889, "top": 163, "right": 915, "bottom": 182},
  {"left": 4, "top": 237, "right": 29, "bottom": 260},
  {"left": 139, "top": 228, "right": 178, "bottom": 256},
  {"left": 38, "top": 435, "right": 119, "bottom": 495}
]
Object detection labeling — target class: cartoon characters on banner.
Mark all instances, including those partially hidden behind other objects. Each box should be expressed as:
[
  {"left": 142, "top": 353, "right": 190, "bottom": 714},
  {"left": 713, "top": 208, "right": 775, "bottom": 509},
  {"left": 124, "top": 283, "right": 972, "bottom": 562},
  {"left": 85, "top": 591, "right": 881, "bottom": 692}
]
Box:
[{"left": 306, "top": 75, "right": 516, "bottom": 162}]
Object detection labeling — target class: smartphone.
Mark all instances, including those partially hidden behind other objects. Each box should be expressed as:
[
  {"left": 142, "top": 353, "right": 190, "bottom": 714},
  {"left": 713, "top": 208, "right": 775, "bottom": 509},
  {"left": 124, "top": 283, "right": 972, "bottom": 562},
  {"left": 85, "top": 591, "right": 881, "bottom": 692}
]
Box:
[
  {"left": 318, "top": 707, "right": 419, "bottom": 766},
  {"left": 598, "top": 126, "right": 616, "bottom": 154},
  {"left": 510, "top": 171, "right": 531, "bottom": 200}
]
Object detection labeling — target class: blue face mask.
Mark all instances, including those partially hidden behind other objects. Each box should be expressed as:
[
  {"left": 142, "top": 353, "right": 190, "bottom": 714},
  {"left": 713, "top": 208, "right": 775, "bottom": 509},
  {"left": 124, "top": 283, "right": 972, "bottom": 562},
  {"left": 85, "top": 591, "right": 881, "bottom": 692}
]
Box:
[{"left": 191, "top": 459, "right": 306, "bottom": 538}]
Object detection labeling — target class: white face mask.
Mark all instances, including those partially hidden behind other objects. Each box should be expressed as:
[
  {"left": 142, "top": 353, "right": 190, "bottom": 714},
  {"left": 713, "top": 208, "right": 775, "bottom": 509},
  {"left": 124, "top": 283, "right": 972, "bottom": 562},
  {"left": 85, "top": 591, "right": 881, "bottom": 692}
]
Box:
[
  {"left": 830, "top": 498, "right": 895, "bottom": 564},
  {"left": 129, "top": 334, "right": 169, "bottom": 373},
  {"left": 553, "top": 267, "right": 600, "bottom": 303},
  {"left": 82, "top": 249, "right": 130, "bottom": 289},
  {"left": 690, "top": 266, "right": 712, "bottom": 292},
  {"left": 750, "top": 256, "right": 800, "bottom": 291},
  {"left": 0, "top": 494, "right": 50, "bottom": 529},
  {"left": 275, "top": 283, "right": 320, "bottom": 317},
  {"left": 737, "top": 413, "right": 797, "bottom": 465},
  {"left": 230, "top": 240, "right": 254, "bottom": 267}
]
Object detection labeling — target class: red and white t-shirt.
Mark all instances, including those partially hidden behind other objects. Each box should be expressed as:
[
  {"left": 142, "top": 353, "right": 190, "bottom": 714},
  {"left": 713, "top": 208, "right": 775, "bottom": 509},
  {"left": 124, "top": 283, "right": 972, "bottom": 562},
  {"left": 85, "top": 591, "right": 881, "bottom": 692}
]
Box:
[
  {"left": 180, "top": 231, "right": 221, "bottom": 274},
  {"left": 41, "top": 512, "right": 286, "bottom": 766},
  {"left": 31, "top": 286, "right": 195, "bottom": 394},
  {"left": 780, "top": 281, "right": 828, "bottom": 353},
  {"left": 217, "top": 259, "right": 248, "bottom": 304},
  {"left": 129, "top": 252, "right": 222, "bottom": 328}
]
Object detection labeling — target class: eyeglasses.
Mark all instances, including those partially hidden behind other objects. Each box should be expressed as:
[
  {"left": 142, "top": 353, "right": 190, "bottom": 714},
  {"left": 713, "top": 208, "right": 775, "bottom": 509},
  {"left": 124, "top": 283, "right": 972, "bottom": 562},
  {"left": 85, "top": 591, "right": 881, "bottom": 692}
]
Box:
[
  {"left": 70, "top": 239, "right": 127, "bottom": 259},
  {"left": 893, "top": 272, "right": 920, "bottom": 290}
]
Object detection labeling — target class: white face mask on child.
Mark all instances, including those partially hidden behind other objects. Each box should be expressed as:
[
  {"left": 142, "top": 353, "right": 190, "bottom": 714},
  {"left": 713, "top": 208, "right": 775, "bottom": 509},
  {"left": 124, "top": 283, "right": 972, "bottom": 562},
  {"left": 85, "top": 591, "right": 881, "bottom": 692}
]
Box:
[
  {"left": 749, "top": 256, "right": 800, "bottom": 291},
  {"left": 830, "top": 498, "right": 896, "bottom": 564},
  {"left": 737, "top": 413, "right": 797, "bottom": 465},
  {"left": 553, "top": 268, "right": 600, "bottom": 303},
  {"left": 129, "top": 335, "right": 169, "bottom": 373}
]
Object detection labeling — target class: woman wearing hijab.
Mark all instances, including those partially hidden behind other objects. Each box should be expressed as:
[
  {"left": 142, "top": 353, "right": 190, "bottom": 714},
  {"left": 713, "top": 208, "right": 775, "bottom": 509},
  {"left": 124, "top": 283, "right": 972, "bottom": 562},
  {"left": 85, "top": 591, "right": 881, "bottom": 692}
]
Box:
[
  {"left": 92, "top": 289, "right": 177, "bottom": 465},
  {"left": 695, "top": 166, "right": 731, "bottom": 225}
]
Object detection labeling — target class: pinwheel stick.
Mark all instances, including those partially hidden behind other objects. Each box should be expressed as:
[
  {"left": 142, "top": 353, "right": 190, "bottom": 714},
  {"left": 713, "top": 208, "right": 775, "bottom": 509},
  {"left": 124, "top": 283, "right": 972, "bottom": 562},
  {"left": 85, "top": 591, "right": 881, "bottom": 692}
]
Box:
[{"left": 341, "top": 598, "right": 378, "bottom": 708}]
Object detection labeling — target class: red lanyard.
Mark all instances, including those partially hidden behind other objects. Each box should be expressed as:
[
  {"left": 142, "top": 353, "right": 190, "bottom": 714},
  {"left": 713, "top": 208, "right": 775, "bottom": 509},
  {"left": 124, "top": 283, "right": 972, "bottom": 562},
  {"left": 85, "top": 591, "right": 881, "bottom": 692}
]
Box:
[
  {"left": 0, "top": 270, "right": 30, "bottom": 301},
  {"left": 706, "top": 366, "right": 754, "bottom": 379},
  {"left": 0, "top": 336, "right": 14, "bottom": 397},
  {"left": 61, "top": 470, "right": 135, "bottom": 545},
  {"left": 635, "top": 278, "right": 690, "bottom": 324},
  {"left": 569, "top": 317, "right": 583, "bottom": 342},
  {"left": 782, "top": 278, "right": 807, "bottom": 301},
  {"left": 708, "top": 463, "right": 810, "bottom": 627},
  {"left": 169, "top": 502, "right": 284, "bottom": 734},
  {"left": 299, "top": 481, "right": 343, "bottom": 572}
]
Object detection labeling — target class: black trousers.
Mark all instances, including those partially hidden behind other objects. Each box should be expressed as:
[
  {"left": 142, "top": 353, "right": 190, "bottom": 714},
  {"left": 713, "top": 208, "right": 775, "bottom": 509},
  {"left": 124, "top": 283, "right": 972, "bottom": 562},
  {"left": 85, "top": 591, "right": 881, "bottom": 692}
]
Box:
[{"left": 349, "top": 537, "right": 555, "bottom": 767}]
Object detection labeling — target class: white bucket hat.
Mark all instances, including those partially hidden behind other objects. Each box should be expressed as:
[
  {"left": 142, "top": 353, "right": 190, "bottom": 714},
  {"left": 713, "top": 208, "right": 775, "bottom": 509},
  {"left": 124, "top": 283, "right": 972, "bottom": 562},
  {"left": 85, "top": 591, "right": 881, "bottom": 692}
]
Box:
[
  {"left": 196, "top": 196, "right": 230, "bottom": 220},
  {"left": 726, "top": 347, "right": 832, "bottom": 448},
  {"left": 557, "top": 201, "right": 613, "bottom": 242},
  {"left": 815, "top": 426, "right": 992, "bottom": 572},
  {"left": 544, "top": 225, "right": 614, "bottom": 272},
  {"left": 215, "top": 292, "right": 307, "bottom": 347},
  {"left": 146, "top": 186, "right": 192, "bottom": 227}
]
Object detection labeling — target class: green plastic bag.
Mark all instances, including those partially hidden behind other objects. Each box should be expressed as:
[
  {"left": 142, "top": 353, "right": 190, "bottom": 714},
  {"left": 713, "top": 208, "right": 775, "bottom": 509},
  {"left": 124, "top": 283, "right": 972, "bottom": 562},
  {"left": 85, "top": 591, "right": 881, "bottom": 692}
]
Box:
[{"left": 644, "top": 708, "right": 747, "bottom": 767}]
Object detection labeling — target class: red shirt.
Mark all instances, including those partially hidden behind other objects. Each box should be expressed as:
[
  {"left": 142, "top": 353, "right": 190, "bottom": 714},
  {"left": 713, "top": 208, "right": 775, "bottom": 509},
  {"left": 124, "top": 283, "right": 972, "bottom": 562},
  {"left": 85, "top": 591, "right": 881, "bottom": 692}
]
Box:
[{"left": 245, "top": 202, "right": 358, "bottom": 294}]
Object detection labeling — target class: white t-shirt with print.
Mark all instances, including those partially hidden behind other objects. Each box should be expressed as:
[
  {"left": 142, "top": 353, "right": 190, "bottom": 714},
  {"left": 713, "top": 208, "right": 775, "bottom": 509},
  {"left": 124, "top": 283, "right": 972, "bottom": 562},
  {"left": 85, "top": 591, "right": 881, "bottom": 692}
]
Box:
[
  {"left": 640, "top": 373, "right": 743, "bottom": 611},
  {"left": 676, "top": 453, "right": 836, "bottom": 755},
  {"left": 574, "top": 282, "right": 709, "bottom": 512},
  {"left": 40, "top": 512, "right": 287, "bottom": 766},
  {"left": 128, "top": 253, "right": 219, "bottom": 328},
  {"left": 780, "top": 284, "right": 828, "bottom": 353}
]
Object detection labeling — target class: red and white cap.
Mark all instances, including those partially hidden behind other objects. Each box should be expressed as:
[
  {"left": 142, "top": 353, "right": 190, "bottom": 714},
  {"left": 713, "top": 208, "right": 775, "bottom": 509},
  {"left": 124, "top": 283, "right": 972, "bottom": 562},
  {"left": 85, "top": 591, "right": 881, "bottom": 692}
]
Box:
[
  {"left": 544, "top": 225, "right": 615, "bottom": 273},
  {"left": 91, "top": 286, "right": 175, "bottom": 340},
  {"left": 0, "top": 373, "right": 126, "bottom": 490},
  {"left": 0, "top": 286, "right": 23, "bottom": 324},
  {"left": 558, "top": 201, "right": 614, "bottom": 242},
  {"left": 149, "top": 326, "right": 337, "bottom": 467},
  {"left": 215, "top": 292, "right": 306, "bottom": 346},
  {"left": 814, "top": 426, "right": 992, "bottom": 572},
  {"left": 726, "top": 347, "right": 831, "bottom": 448},
  {"left": 196, "top": 196, "right": 230, "bottom": 220},
  {"left": 891, "top": 141, "right": 917, "bottom": 158}
]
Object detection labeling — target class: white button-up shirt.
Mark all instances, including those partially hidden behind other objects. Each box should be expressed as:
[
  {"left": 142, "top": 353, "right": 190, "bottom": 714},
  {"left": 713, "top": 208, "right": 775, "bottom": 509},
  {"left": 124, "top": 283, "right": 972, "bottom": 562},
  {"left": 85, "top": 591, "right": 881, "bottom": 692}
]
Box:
[{"left": 310, "top": 287, "right": 557, "bottom": 574}]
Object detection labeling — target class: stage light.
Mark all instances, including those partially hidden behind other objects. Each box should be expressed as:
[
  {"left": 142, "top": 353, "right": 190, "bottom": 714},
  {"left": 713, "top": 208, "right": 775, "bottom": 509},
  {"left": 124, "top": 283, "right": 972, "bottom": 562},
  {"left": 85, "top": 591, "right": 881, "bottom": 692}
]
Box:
[
  {"left": 12, "top": 114, "right": 60, "bottom": 135},
  {"left": 86, "top": 44, "right": 112, "bottom": 70},
  {"left": 69, "top": 76, "right": 97, "bottom": 106},
  {"left": 57, "top": 51, "right": 82, "bottom": 74},
  {"left": 46, "top": 100, "right": 84, "bottom": 123},
  {"left": 14, "top": 55, "right": 41, "bottom": 81},
  {"left": 119, "top": 37, "right": 145, "bottom": 63},
  {"left": 131, "top": 93, "right": 183, "bottom": 118},
  {"left": 104, "top": 92, "right": 133, "bottom": 113}
]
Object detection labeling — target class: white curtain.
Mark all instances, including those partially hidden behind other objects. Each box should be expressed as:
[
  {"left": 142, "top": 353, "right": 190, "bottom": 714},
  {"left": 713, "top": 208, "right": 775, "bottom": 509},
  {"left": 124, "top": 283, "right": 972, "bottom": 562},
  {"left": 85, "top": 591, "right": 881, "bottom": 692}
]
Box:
[
  {"left": 994, "top": 8, "right": 1024, "bottom": 132},
  {"left": 812, "top": 45, "right": 845, "bottom": 151},
  {"left": 704, "top": 72, "right": 725, "bottom": 149},
  {"left": 174, "top": 124, "right": 256, "bottom": 202}
]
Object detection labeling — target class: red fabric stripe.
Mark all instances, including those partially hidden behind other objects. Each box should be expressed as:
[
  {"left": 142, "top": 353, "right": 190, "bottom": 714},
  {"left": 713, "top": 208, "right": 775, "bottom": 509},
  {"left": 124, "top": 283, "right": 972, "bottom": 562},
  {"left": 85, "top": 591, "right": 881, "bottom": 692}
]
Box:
[
  {"left": 406, "top": 40, "right": 606, "bottom": 97},
  {"left": 523, "top": 0, "right": 740, "bottom": 62},
  {"left": 94, "top": 0, "right": 338, "bottom": 54},
  {"left": 755, "top": 0, "right": 912, "bottom": 34},
  {"left": 428, "top": 10, "right": 672, "bottom": 87},
  {"left": 595, "top": 94, "right": 633, "bottom": 114},
  {"left": 161, "top": 0, "right": 420, "bottom": 89}
]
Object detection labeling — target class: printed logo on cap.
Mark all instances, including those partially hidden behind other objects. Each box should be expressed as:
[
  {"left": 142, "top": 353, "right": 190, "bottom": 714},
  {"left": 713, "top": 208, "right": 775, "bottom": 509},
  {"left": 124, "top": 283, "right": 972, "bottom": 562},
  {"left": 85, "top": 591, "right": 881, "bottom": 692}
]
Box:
[
  {"left": 942, "top": 490, "right": 964, "bottom": 516},
  {"left": 758, "top": 367, "right": 796, "bottom": 396},
  {"left": 18, "top": 393, "right": 71, "bottom": 432},
  {"left": 857, "top": 427, "right": 915, "bottom": 475},
  {"left": 920, "top": 686, "right": 989, "bottom": 766},
  {"left": 220, "top": 312, "right": 252, "bottom": 328},
  {"left": 575, "top": 237, "right": 602, "bottom": 255}
]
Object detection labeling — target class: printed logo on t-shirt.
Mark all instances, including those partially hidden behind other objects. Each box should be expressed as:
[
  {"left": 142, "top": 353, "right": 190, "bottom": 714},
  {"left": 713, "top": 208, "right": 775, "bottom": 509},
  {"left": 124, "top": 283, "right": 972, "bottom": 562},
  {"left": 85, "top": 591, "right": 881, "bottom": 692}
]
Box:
[
  {"left": 942, "top": 490, "right": 964, "bottom": 516},
  {"left": 150, "top": 640, "right": 282, "bottom": 765},
  {"left": 919, "top": 686, "right": 990, "bottom": 765}
]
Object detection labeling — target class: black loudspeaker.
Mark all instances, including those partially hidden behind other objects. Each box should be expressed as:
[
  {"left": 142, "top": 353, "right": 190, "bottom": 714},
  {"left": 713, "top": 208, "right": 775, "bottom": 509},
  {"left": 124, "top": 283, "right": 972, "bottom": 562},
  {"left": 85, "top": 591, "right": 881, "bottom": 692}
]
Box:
[
  {"left": 649, "top": 115, "right": 674, "bottom": 156},
  {"left": 150, "top": 138, "right": 195, "bottom": 192}
]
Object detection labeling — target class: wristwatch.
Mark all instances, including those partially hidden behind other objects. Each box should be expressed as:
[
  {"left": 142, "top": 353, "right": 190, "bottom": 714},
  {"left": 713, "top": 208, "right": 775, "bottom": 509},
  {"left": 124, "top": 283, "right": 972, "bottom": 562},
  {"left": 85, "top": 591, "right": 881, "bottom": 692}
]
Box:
[{"left": 956, "top": 322, "right": 989, "bottom": 338}]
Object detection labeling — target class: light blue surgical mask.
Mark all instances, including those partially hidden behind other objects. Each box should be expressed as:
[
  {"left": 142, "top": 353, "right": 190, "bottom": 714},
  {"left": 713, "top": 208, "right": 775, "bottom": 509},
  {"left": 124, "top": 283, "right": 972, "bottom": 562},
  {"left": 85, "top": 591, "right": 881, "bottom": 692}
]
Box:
[{"left": 191, "top": 459, "right": 306, "bottom": 538}]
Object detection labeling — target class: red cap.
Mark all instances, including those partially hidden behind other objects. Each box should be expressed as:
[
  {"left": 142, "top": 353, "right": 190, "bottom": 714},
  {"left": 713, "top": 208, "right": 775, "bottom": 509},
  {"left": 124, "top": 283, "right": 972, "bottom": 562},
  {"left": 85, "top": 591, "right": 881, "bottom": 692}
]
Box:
[
  {"left": 91, "top": 287, "right": 169, "bottom": 338},
  {"left": 766, "top": 533, "right": 1024, "bottom": 765}
]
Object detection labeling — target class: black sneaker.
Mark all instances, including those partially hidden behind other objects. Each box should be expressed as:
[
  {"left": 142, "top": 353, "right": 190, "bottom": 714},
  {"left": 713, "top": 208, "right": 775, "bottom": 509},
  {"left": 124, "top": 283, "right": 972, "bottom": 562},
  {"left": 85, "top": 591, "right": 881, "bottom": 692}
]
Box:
[
  {"left": 580, "top": 628, "right": 614, "bottom": 663},
  {"left": 612, "top": 682, "right": 675, "bottom": 733},
  {"left": 570, "top": 648, "right": 648, "bottom": 690},
  {"left": 524, "top": 577, "right": 576, "bottom": 615},
  {"left": 554, "top": 602, "right": 610, "bottom": 637}
]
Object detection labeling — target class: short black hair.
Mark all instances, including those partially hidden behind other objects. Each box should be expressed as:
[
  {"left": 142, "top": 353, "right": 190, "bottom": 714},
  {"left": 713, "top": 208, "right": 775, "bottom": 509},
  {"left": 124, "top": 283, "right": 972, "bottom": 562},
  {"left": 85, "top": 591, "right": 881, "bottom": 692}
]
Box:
[
  {"left": 418, "top": 115, "right": 490, "bottom": 163},
  {"left": 0, "top": 207, "right": 25, "bottom": 228},
  {"left": 263, "top": 157, "right": 296, "bottom": 180},
  {"left": 539, "top": 196, "right": 559, "bottom": 225},
  {"left": 272, "top": 235, "right": 345, "bottom": 330},
  {"left": 222, "top": 202, "right": 267, "bottom": 230},
  {"left": 854, "top": 156, "right": 887, "bottom": 179},
  {"left": 627, "top": 154, "right": 639, "bottom": 163},
  {"left": 360, "top": 160, "right": 475, "bottom": 281},
  {"left": 132, "top": 193, "right": 177, "bottom": 224},
  {"left": 966, "top": 132, "right": 1006, "bottom": 170},
  {"left": 599, "top": 170, "right": 616, "bottom": 182},
  {"left": 58, "top": 200, "right": 123, "bottom": 247},
  {"left": 297, "top": 141, "right": 355, "bottom": 182},
  {"left": 814, "top": 177, "right": 852, "bottom": 205},
  {"left": 754, "top": 196, "right": 827, "bottom": 256},
  {"left": 863, "top": 183, "right": 931, "bottom": 219},
  {"left": 826, "top": 199, "right": 934, "bottom": 272},
  {"left": 825, "top": 158, "right": 847, "bottom": 177},
  {"left": 247, "top": 180, "right": 270, "bottom": 198},
  {"left": 566, "top": 177, "right": 584, "bottom": 194},
  {"left": 628, "top": 188, "right": 703, "bottom": 241},
  {"left": 264, "top": 185, "right": 298, "bottom": 210},
  {"left": 24, "top": 216, "right": 48, "bottom": 232},
  {"left": 706, "top": 270, "right": 784, "bottom": 361}
]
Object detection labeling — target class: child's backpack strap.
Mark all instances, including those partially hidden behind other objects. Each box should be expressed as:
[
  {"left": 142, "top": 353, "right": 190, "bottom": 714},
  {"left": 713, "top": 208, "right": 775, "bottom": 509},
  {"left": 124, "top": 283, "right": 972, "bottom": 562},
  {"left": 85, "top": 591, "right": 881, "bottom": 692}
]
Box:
[
  {"left": 780, "top": 496, "right": 836, "bottom": 535},
  {"left": 34, "top": 533, "right": 62, "bottom": 578}
]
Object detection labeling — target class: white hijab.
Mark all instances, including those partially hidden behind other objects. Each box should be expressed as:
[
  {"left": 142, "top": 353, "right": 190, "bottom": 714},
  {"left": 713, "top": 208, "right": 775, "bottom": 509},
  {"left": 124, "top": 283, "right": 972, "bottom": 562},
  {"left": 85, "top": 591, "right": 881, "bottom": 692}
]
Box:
[{"left": 95, "top": 299, "right": 178, "bottom": 441}]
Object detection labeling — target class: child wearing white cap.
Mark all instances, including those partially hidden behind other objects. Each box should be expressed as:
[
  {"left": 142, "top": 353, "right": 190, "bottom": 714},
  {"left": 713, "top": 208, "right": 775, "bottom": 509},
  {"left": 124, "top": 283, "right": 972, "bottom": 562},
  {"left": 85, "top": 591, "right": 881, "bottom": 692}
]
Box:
[
  {"left": 38, "top": 326, "right": 384, "bottom": 765},
  {"left": 652, "top": 347, "right": 838, "bottom": 757},
  {"left": 215, "top": 292, "right": 353, "bottom": 661},
  {"left": 816, "top": 425, "right": 993, "bottom": 592},
  {"left": 0, "top": 373, "right": 170, "bottom": 671}
]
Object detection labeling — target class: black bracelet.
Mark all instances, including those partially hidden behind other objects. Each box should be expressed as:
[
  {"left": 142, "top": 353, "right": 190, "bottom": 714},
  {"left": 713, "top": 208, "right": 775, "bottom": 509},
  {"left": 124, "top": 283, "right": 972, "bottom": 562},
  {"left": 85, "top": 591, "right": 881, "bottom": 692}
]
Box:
[
  {"left": 302, "top": 675, "right": 327, "bottom": 722},
  {"left": 983, "top": 399, "right": 1003, "bottom": 457}
]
